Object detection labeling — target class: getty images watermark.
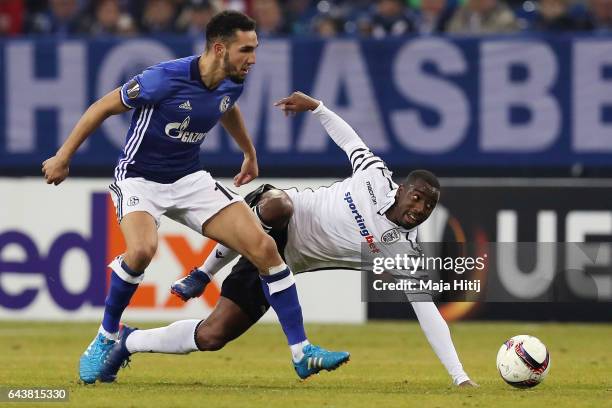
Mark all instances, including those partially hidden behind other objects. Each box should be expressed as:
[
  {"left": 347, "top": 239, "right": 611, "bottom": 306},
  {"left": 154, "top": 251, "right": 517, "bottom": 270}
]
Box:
[
  {"left": 371, "top": 252, "right": 486, "bottom": 294},
  {"left": 361, "top": 242, "right": 612, "bottom": 303},
  {"left": 360, "top": 242, "right": 488, "bottom": 302}
]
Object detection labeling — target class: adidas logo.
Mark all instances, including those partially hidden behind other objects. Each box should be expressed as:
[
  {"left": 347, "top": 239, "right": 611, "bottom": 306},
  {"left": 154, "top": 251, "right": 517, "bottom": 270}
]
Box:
[
  {"left": 307, "top": 357, "right": 323, "bottom": 369},
  {"left": 179, "top": 100, "right": 192, "bottom": 110}
]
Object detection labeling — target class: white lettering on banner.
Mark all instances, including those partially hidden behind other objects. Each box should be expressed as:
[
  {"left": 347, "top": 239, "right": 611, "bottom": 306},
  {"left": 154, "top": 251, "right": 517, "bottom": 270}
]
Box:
[
  {"left": 496, "top": 210, "right": 556, "bottom": 298},
  {"left": 391, "top": 38, "right": 468, "bottom": 153},
  {"left": 97, "top": 40, "right": 176, "bottom": 149},
  {"left": 229, "top": 40, "right": 291, "bottom": 152},
  {"left": 7, "top": 43, "right": 86, "bottom": 153},
  {"left": 4, "top": 38, "right": 612, "bottom": 160},
  {"left": 565, "top": 211, "right": 612, "bottom": 299},
  {"left": 566, "top": 211, "right": 612, "bottom": 241},
  {"left": 298, "top": 40, "right": 389, "bottom": 152},
  {"left": 573, "top": 41, "right": 612, "bottom": 152},
  {"left": 497, "top": 210, "right": 557, "bottom": 242},
  {"left": 481, "top": 41, "right": 560, "bottom": 151}
]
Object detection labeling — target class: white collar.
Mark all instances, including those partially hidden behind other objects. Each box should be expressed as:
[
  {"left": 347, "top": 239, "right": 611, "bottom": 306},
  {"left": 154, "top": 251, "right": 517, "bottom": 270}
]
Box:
[{"left": 376, "top": 187, "right": 398, "bottom": 215}]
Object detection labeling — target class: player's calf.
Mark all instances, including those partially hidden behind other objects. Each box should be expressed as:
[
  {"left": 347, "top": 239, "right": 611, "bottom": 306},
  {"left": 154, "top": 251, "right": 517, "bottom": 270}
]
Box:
[{"left": 195, "top": 323, "right": 230, "bottom": 351}]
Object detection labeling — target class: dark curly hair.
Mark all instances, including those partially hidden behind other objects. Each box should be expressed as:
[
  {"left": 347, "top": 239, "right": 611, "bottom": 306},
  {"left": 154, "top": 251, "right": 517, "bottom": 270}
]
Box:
[
  {"left": 403, "top": 169, "right": 440, "bottom": 189},
  {"left": 205, "top": 10, "right": 256, "bottom": 50}
]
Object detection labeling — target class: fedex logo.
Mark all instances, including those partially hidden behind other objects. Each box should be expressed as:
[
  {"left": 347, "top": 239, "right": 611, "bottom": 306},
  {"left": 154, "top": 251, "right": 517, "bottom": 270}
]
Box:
[{"left": 0, "top": 193, "right": 220, "bottom": 311}]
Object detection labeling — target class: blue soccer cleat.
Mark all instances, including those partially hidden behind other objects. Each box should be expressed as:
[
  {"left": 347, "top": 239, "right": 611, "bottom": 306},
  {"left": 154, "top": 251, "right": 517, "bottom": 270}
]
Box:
[
  {"left": 79, "top": 333, "right": 116, "bottom": 384},
  {"left": 170, "top": 268, "right": 209, "bottom": 301},
  {"left": 293, "top": 344, "right": 350, "bottom": 379},
  {"left": 99, "top": 325, "right": 137, "bottom": 383}
]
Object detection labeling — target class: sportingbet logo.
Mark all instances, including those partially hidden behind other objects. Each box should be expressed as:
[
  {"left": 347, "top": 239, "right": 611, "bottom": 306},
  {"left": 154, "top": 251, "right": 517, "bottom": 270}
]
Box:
[
  {"left": 164, "top": 116, "right": 206, "bottom": 143},
  {"left": 0, "top": 193, "right": 220, "bottom": 311},
  {"left": 344, "top": 192, "right": 380, "bottom": 253}
]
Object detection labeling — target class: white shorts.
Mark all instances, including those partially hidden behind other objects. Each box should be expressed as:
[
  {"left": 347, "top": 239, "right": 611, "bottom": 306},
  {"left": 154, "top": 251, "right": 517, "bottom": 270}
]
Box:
[{"left": 109, "top": 170, "right": 243, "bottom": 234}]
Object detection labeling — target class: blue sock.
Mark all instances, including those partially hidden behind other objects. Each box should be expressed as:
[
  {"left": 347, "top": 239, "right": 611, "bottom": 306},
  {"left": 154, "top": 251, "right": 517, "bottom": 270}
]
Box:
[
  {"left": 101, "top": 262, "right": 140, "bottom": 334},
  {"left": 260, "top": 267, "right": 307, "bottom": 345}
]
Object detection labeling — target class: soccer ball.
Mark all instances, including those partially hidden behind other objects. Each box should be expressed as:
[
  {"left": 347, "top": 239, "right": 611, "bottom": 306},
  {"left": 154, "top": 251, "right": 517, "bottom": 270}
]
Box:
[{"left": 496, "top": 335, "right": 551, "bottom": 388}]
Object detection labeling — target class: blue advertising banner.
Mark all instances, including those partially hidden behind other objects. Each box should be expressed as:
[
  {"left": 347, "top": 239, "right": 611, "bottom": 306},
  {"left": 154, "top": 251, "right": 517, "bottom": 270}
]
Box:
[{"left": 0, "top": 35, "right": 611, "bottom": 172}]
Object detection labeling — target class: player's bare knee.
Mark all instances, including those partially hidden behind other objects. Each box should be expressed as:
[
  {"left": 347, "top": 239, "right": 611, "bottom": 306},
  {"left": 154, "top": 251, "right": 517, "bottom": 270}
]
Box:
[
  {"left": 126, "top": 241, "right": 157, "bottom": 271},
  {"left": 195, "top": 324, "right": 228, "bottom": 351},
  {"left": 245, "top": 234, "right": 280, "bottom": 270},
  {"left": 258, "top": 190, "right": 294, "bottom": 230}
]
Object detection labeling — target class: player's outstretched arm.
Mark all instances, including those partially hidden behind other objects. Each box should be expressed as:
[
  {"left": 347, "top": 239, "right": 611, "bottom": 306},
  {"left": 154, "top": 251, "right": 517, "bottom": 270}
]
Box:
[
  {"left": 220, "top": 104, "right": 258, "bottom": 187},
  {"left": 274, "top": 91, "right": 369, "bottom": 156},
  {"left": 410, "top": 300, "right": 475, "bottom": 386},
  {"left": 42, "top": 88, "right": 129, "bottom": 185}
]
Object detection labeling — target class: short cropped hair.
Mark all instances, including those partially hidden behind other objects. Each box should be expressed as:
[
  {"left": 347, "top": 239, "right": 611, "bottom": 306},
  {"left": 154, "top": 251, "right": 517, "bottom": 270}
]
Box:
[
  {"left": 205, "top": 10, "right": 256, "bottom": 49},
  {"left": 402, "top": 169, "right": 440, "bottom": 189}
]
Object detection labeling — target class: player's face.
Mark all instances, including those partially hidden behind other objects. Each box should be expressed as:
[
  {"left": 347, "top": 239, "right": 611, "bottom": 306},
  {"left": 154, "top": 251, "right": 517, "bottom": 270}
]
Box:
[
  {"left": 223, "top": 30, "right": 258, "bottom": 83},
  {"left": 394, "top": 179, "right": 439, "bottom": 229}
]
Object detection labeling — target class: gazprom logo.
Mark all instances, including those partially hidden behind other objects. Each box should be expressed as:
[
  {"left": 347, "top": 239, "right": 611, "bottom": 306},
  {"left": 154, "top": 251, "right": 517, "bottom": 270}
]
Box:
[{"left": 164, "top": 116, "right": 206, "bottom": 143}]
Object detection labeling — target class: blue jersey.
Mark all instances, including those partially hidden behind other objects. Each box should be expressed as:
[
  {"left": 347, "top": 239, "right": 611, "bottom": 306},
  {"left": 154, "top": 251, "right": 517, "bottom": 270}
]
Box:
[{"left": 115, "top": 56, "right": 244, "bottom": 183}]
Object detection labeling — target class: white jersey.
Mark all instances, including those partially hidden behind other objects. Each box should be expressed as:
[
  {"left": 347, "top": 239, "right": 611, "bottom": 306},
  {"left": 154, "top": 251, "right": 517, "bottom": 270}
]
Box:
[{"left": 282, "top": 103, "right": 418, "bottom": 274}]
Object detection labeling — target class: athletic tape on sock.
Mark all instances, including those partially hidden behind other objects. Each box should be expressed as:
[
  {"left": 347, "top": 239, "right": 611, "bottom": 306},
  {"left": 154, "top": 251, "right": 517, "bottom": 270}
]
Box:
[
  {"left": 268, "top": 263, "right": 288, "bottom": 275},
  {"left": 109, "top": 256, "right": 144, "bottom": 284},
  {"left": 265, "top": 272, "right": 296, "bottom": 295}
]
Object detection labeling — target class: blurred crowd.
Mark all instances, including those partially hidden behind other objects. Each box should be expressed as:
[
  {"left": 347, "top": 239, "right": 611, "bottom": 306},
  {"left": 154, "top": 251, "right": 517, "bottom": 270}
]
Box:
[{"left": 0, "top": 0, "right": 610, "bottom": 38}]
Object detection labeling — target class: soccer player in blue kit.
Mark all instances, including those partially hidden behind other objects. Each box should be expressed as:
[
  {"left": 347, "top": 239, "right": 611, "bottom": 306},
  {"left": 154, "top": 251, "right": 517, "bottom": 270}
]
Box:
[{"left": 41, "top": 11, "right": 349, "bottom": 384}]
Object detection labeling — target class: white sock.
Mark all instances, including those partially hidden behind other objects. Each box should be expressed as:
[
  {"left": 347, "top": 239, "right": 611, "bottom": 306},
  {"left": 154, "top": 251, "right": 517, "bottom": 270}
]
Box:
[
  {"left": 200, "top": 243, "right": 239, "bottom": 276},
  {"left": 290, "top": 340, "right": 310, "bottom": 362},
  {"left": 125, "top": 319, "right": 201, "bottom": 354},
  {"left": 410, "top": 301, "right": 471, "bottom": 385},
  {"left": 98, "top": 325, "right": 118, "bottom": 341}
]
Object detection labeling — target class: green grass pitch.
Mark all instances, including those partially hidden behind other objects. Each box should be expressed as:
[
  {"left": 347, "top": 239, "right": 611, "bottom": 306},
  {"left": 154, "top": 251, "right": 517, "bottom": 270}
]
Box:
[{"left": 0, "top": 321, "right": 610, "bottom": 407}]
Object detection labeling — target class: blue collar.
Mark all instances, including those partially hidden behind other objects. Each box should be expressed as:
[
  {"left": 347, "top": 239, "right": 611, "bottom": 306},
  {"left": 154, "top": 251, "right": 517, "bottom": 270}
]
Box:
[{"left": 189, "top": 56, "right": 211, "bottom": 90}]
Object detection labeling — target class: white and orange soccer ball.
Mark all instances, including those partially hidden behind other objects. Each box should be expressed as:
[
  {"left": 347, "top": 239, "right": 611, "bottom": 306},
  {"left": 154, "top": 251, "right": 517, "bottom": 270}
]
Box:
[{"left": 496, "top": 335, "right": 551, "bottom": 388}]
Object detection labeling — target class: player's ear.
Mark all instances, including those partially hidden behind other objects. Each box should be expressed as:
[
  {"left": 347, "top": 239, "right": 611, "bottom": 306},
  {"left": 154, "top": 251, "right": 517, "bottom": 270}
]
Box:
[
  {"left": 394, "top": 184, "right": 403, "bottom": 201},
  {"left": 213, "top": 42, "right": 225, "bottom": 57}
]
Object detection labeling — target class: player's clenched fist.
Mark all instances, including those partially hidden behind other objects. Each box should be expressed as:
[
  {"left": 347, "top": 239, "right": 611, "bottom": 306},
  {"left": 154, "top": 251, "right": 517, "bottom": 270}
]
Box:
[
  {"left": 42, "top": 155, "right": 70, "bottom": 185},
  {"left": 274, "top": 91, "right": 321, "bottom": 116}
]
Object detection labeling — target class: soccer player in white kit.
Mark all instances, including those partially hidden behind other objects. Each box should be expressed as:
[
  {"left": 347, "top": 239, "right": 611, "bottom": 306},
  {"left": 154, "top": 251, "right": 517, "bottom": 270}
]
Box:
[{"left": 102, "top": 91, "right": 478, "bottom": 387}]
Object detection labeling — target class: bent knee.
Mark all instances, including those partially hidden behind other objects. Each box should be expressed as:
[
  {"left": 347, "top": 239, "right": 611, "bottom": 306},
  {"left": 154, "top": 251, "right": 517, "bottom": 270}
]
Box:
[
  {"left": 254, "top": 234, "right": 279, "bottom": 259},
  {"left": 126, "top": 242, "right": 157, "bottom": 270},
  {"left": 243, "top": 234, "right": 279, "bottom": 269},
  {"left": 258, "top": 190, "right": 294, "bottom": 230}
]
